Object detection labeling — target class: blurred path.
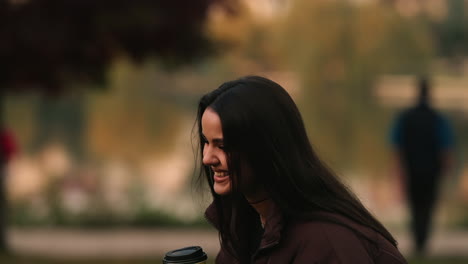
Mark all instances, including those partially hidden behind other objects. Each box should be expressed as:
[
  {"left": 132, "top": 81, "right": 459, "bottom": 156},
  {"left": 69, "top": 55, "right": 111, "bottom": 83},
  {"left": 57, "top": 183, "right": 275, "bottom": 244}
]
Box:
[
  {"left": 8, "top": 228, "right": 468, "bottom": 259},
  {"left": 9, "top": 228, "right": 220, "bottom": 259}
]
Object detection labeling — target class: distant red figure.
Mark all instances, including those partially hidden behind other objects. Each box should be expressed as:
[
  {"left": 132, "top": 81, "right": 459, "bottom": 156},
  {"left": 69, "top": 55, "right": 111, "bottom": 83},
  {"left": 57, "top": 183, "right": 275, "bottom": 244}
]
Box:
[
  {"left": 0, "top": 129, "right": 17, "bottom": 162},
  {"left": 0, "top": 128, "right": 18, "bottom": 251}
]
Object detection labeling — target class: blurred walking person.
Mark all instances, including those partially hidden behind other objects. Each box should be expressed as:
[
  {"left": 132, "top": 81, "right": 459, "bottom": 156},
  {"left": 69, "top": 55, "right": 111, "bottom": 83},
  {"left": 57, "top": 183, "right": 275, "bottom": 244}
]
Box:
[{"left": 390, "top": 77, "right": 455, "bottom": 255}]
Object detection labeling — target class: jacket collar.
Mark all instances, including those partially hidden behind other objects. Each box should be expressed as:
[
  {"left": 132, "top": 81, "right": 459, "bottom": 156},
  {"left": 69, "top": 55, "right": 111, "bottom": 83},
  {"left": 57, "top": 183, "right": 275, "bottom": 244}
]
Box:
[
  {"left": 205, "top": 201, "right": 384, "bottom": 257},
  {"left": 204, "top": 200, "right": 285, "bottom": 250}
]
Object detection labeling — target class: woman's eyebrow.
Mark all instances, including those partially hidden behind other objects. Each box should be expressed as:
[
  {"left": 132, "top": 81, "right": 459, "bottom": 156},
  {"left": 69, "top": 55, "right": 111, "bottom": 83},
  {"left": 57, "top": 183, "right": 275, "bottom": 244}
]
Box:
[
  {"left": 201, "top": 134, "right": 223, "bottom": 143},
  {"left": 212, "top": 138, "right": 224, "bottom": 144}
]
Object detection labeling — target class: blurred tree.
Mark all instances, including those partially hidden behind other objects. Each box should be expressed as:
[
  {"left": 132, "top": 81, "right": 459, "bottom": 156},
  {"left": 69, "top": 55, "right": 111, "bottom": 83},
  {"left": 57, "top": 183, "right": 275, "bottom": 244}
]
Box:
[
  {"left": 275, "top": 1, "right": 433, "bottom": 175},
  {"left": 0, "top": 0, "right": 234, "bottom": 252},
  {"left": 206, "top": 1, "right": 282, "bottom": 74},
  {"left": 432, "top": 0, "right": 468, "bottom": 65},
  {"left": 32, "top": 94, "right": 86, "bottom": 158},
  {"left": 381, "top": 0, "right": 468, "bottom": 69}
]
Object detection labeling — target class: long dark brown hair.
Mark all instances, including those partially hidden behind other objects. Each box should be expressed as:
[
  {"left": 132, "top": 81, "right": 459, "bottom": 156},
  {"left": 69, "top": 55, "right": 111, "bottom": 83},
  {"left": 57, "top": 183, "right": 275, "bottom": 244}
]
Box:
[{"left": 196, "top": 76, "right": 397, "bottom": 263}]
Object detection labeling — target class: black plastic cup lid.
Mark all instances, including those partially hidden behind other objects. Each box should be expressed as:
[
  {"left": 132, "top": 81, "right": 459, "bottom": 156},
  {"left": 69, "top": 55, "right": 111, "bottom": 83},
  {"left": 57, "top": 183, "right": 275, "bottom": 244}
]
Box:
[{"left": 163, "top": 246, "right": 207, "bottom": 264}]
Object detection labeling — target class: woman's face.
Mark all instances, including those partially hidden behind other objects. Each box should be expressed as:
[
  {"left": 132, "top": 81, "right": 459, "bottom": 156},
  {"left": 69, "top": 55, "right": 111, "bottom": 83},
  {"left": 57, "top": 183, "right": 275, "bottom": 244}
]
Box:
[{"left": 201, "top": 108, "right": 232, "bottom": 195}]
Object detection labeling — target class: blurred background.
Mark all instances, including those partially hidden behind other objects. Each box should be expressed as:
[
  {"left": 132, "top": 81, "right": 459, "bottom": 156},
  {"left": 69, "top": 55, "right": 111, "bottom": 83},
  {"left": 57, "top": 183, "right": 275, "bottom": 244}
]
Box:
[{"left": 1, "top": 0, "right": 468, "bottom": 263}]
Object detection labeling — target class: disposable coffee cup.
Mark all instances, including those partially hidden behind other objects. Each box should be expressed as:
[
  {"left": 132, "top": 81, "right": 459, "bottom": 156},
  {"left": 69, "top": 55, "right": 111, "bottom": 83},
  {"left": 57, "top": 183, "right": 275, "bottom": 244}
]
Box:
[{"left": 163, "top": 246, "right": 208, "bottom": 264}]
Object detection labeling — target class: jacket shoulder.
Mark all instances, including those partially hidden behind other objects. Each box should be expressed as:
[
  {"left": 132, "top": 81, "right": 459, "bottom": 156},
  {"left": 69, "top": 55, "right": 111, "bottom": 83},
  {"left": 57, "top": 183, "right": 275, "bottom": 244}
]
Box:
[
  {"left": 288, "top": 221, "right": 373, "bottom": 263},
  {"left": 286, "top": 220, "right": 406, "bottom": 264}
]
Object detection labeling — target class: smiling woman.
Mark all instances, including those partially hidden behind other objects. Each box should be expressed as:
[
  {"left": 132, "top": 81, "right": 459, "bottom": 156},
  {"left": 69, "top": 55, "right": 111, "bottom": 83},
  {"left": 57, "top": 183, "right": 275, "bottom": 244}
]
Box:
[{"left": 195, "top": 76, "right": 407, "bottom": 264}]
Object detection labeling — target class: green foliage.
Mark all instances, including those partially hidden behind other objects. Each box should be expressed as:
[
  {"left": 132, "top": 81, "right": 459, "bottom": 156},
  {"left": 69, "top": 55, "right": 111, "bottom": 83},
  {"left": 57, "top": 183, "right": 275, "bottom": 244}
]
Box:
[
  {"left": 449, "top": 203, "right": 468, "bottom": 229},
  {"left": 433, "top": 0, "right": 468, "bottom": 58},
  {"left": 407, "top": 257, "right": 468, "bottom": 264}
]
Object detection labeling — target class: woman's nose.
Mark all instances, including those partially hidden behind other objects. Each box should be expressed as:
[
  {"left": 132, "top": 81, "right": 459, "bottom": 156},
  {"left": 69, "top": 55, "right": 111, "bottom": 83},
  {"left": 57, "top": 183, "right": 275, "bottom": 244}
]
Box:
[{"left": 203, "top": 147, "right": 219, "bottom": 166}]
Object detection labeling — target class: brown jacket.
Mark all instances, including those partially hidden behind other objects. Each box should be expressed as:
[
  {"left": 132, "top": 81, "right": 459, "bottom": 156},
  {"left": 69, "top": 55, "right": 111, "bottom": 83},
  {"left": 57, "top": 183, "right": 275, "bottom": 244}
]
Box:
[{"left": 205, "top": 203, "right": 407, "bottom": 264}]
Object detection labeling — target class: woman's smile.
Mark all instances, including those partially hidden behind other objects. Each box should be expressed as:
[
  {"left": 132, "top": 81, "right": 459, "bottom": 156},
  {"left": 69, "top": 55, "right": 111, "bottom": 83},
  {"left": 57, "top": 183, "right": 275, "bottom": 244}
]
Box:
[
  {"left": 214, "top": 171, "right": 230, "bottom": 183},
  {"left": 213, "top": 171, "right": 229, "bottom": 177}
]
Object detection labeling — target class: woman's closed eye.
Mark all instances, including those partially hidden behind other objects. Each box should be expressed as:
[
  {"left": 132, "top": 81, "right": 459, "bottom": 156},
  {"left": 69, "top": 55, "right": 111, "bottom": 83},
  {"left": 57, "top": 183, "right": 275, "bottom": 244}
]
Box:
[{"left": 201, "top": 135, "right": 209, "bottom": 145}]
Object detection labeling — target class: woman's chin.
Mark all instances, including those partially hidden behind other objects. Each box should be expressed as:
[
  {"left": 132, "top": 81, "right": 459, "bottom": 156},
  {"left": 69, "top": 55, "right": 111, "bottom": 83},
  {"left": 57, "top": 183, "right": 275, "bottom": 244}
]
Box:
[{"left": 214, "top": 182, "right": 232, "bottom": 195}]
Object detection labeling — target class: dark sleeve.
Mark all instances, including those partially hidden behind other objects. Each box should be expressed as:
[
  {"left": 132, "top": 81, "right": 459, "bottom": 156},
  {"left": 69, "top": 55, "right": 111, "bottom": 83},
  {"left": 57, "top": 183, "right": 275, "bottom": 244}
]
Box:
[
  {"left": 296, "top": 223, "right": 408, "bottom": 264},
  {"left": 389, "top": 115, "right": 403, "bottom": 148},
  {"left": 436, "top": 115, "right": 454, "bottom": 150}
]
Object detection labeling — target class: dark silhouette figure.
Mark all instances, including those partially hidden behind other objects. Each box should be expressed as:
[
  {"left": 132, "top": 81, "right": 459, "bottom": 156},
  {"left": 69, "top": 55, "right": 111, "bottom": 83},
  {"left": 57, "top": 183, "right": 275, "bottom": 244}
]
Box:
[{"left": 390, "top": 77, "right": 454, "bottom": 254}]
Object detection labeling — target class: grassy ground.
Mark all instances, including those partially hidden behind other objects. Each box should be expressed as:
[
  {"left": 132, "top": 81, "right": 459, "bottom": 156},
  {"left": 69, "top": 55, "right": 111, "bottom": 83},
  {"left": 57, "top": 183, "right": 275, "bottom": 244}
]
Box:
[
  {"left": 406, "top": 256, "right": 468, "bottom": 264},
  {"left": 1, "top": 255, "right": 468, "bottom": 264}
]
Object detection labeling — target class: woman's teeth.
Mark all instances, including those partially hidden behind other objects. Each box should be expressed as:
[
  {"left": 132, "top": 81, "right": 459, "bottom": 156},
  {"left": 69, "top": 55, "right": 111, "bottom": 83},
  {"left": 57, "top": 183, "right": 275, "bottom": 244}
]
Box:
[{"left": 214, "top": 171, "right": 229, "bottom": 177}]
